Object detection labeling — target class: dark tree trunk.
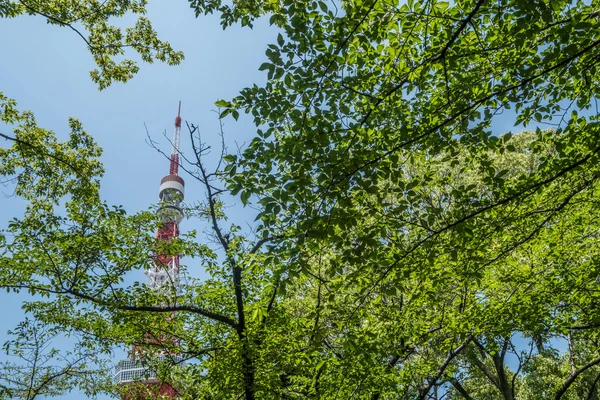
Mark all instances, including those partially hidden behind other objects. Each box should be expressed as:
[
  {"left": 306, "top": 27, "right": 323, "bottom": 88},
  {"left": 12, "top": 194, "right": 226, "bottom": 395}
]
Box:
[
  {"left": 241, "top": 340, "right": 255, "bottom": 400},
  {"left": 492, "top": 340, "right": 514, "bottom": 400},
  {"left": 233, "top": 264, "right": 254, "bottom": 400}
]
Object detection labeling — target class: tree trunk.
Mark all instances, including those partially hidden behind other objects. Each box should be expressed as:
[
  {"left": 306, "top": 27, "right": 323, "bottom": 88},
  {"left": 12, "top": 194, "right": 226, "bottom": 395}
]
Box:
[
  {"left": 492, "top": 352, "right": 514, "bottom": 400},
  {"left": 241, "top": 339, "right": 255, "bottom": 400},
  {"left": 233, "top": 263, "right": 254, "bottom": 400}
]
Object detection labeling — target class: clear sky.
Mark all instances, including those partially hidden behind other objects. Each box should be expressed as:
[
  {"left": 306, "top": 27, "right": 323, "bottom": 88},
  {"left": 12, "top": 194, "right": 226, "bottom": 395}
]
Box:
[{"left": 0, "top": 2, "right": 276, "bottom": 398}]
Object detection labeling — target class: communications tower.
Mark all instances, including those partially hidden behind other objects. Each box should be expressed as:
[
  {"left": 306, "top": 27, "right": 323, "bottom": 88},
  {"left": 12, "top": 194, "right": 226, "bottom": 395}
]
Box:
[{"left": 115, "top": 103, "right": 185, "bottom": 399}]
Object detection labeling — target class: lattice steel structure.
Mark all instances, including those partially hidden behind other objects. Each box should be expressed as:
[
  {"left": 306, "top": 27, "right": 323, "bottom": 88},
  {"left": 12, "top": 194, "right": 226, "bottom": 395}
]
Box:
[{"left": 115, "top": 103, "right": 185, "bottom": 399}]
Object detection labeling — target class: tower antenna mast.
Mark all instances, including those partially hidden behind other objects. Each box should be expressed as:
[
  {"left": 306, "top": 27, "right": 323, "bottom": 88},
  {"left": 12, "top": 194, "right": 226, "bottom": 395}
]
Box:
[{"left": 170, "top": 101, "right": 182, "bottom": 175}]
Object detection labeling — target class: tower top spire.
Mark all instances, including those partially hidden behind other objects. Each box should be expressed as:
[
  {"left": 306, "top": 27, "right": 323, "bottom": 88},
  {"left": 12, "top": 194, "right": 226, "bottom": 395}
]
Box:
[
  {"left": 170, "top": 101, "right": 181, "bottom": 175},
  {"left": 175, "top": 101, "right": 182, "bottom": 127}
]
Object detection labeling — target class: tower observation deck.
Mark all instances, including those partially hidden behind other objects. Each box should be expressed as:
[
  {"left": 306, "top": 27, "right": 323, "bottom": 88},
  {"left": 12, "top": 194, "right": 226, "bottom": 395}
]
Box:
[{"left": 115, "top": 103, "right": 185, "bottom": 399}]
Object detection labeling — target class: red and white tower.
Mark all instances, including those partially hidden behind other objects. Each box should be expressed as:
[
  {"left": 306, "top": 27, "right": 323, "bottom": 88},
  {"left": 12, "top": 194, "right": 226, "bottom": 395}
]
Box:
[{"left": 115, "top": 103, "right": 185, "bottom": 399}]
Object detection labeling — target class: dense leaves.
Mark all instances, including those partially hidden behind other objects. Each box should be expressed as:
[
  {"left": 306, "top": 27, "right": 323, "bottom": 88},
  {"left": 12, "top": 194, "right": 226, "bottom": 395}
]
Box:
[{"left": 209, "top": 0, "right": 600, "bottom": 397}]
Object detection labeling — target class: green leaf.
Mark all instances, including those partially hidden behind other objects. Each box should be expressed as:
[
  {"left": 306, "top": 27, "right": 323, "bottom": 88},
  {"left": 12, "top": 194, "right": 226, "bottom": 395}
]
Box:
[
  {"left": 241, "top": 190, "right": 251, "bottom": 205},
  {"left": 215, "top": 99, "right": 231, "bottom": 108}
]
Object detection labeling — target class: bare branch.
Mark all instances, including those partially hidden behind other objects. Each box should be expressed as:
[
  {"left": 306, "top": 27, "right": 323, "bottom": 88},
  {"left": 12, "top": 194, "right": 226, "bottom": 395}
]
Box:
[{"left": 187, "top": 122, "right": 230, "bottom": 253}]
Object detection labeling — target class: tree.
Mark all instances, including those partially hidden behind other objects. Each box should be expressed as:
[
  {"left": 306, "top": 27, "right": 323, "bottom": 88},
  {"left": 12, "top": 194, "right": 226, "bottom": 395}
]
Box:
[
  {"left": 3, "top": 0, "right": 600, "bottom": 399},
  {"left": 203, "top": 0, "right": 600, "bottom": 395},
  {"left": 0, "top": 318, "right": 111, "bottom": 400},
  {"left": 0, "top": 0, "right": 183, "bottom": 89},
  {"left": 0, "top": 1, "right": 179, "bottom": 398},
  {"left": 4, "top": 118, "right": 600, "bottom": 399}
]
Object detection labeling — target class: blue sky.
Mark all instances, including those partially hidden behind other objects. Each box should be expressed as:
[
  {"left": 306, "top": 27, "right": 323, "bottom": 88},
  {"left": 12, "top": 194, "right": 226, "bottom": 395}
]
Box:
[{"left": 0, "top": 2, "right": 276, "bottom": 398}]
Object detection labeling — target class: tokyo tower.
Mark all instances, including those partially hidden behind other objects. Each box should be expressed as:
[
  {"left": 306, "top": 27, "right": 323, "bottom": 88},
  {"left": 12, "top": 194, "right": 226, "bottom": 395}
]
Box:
[{"left": 115, "top": 103, "right": 185, "bottom": 399}]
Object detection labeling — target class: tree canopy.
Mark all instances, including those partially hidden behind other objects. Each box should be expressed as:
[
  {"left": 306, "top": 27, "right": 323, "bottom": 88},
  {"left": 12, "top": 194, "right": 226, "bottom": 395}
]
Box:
[
  {"left": 0, "top": 0, "right": 183, "bottom": 89},
  {"left": 3, "top": 0, "right": 600, "bottom": 399}
]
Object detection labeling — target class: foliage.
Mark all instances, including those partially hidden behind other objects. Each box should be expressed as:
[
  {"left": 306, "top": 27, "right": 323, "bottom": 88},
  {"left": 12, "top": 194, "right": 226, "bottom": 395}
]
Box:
[
  {"left": 0, "top": 93, "right": 103, "bottom": 204},
  {"left": 203, "top": 0, "right": 600, "bottom": 397},
  {"left": 0, "top": 0, "right": 183, "bottom": 89},
  {"left": 4, "top": 101, "right": 600, "bottom": 399},
  {"left": 4, "top": 0, "right": 600, "bottom": 399},
  {"left": 187, "top": 0, "right": 283, "bottom": 28}
]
